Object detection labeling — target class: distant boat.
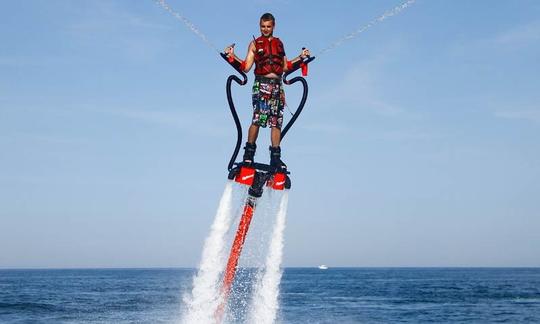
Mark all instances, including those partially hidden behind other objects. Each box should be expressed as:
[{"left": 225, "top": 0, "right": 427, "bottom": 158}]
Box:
[{"left": 318, "top": 265, "right": 328, "bottom": 270}]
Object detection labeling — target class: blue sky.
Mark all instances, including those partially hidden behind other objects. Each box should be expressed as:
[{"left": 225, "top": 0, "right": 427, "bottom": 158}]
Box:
[{"left": 1, "top": 0, "right": 539, "bottom": 268}]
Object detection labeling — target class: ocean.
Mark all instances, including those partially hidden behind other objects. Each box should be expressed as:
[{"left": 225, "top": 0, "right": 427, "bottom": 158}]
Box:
[{"left": 1, "top": 268, "right": 539, "bottom": 323}]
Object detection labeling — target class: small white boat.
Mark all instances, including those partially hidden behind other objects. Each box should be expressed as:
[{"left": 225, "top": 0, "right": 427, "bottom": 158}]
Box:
[{"left": 318, "top": 265, "right": 328, "bottom": 270}]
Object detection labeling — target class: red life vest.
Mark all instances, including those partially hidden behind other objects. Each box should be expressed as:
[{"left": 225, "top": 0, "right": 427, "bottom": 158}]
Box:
[{"left": 253, "top": 36, "right": 286, "bottom": 76}]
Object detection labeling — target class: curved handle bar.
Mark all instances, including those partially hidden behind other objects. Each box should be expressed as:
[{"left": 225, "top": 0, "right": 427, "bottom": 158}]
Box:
[
  {"left": 226, "top": 74, "right": 246, "bottom": 171},
  {"left": 281, "top": 76, "right": 308, "bottom": 140},
  {"left": 220, "top": 53, "right": 248, "bottom": 84},
  {"left": 221, "top": 52, "right": 248, "bottom": 171},
  {"left": 283, "top": 56, "right": 315, "bottom": 84}
]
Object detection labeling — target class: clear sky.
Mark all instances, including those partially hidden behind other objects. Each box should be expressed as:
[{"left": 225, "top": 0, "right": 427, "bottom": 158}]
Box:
[{"left": 1, "top": 0, "right": 539, "bottom": 268}]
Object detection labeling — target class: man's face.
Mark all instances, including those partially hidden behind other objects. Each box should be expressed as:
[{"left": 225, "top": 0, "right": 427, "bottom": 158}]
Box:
[{"left": 260, "top": 19, "right": 274, "bottom": 37}]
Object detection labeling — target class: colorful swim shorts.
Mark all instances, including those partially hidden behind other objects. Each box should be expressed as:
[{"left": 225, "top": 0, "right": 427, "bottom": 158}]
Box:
[{"left": 252, "top": 76, "right": 285, "bottom": 129}]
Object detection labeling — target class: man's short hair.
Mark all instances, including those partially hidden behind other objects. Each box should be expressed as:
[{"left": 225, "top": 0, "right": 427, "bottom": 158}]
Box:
[{"left": 260, "top": 13, "right": 275, "bottom": 24}]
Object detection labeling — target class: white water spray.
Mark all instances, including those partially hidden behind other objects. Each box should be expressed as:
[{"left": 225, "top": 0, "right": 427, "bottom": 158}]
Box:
[
  {"left": 317, "top": 0, "right": 416, "bottom": 56},
  {"left": 182, "top": 182, "right": 235, "bottom": 324},
  {"left": 154, "top": 0, "right": 219, "bottom": 53},
  {"left": 248, "top": 192, "right": 289, "bottom": 324},
  {"left": 154, "top": 0, "right": 417, "bottom": 61}
]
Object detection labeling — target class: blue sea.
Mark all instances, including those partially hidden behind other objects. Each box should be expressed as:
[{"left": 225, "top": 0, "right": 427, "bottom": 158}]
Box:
[{"left": 1, "top": 268, "right": 539, "bottom": 323}]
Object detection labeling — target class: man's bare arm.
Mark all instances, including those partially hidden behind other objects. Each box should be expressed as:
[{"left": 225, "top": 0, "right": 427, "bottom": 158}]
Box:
[
  {"left": 224, "top": 41, "right": 255, "bottom": 73},
  {"left": 242, "top": 41, "right": 256, "bottom": 73}
]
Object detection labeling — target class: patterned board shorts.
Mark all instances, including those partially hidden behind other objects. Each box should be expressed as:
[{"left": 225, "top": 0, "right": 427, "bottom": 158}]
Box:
[{"left": 252, "top": 77, "right": 285, "bottom": 129}]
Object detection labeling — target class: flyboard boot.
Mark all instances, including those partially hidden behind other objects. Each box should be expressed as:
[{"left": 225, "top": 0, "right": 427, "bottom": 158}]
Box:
[
  {"left": 269, "top": 146, "right": 287, "bottom": 172},
  {"left": 242, "top": 142, "right": 256, "bottom": 165}
]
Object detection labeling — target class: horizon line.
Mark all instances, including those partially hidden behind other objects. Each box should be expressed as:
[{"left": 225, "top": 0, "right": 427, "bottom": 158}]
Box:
[{"left": 1, "top": 266, "right": 539, "bottom": 271}]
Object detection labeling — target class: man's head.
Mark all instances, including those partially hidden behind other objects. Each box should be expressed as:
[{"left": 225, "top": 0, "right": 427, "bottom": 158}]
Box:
[{"left": 259, "top": 13, "right": 275, "bottom": 37}]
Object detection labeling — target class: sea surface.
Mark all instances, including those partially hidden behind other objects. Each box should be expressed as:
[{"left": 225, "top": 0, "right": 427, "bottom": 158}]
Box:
[{"left": 1, "top": 268, "right": 539, "bottom": 323}]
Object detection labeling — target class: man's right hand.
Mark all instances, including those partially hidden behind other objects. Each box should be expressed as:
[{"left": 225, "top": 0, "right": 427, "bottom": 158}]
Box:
[{"left": 224, "top": 44, "right": 235, "bottom": 56}]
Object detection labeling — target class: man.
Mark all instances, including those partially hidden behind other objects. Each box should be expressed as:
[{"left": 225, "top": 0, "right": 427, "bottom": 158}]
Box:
[{"left": 224, "top": 13, "right": 310, "bottom": 171}]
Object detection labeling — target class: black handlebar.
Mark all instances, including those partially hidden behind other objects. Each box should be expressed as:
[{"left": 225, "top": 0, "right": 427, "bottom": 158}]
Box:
[{"left": 283, "top": 56, "right": 315, "bottom": 84}]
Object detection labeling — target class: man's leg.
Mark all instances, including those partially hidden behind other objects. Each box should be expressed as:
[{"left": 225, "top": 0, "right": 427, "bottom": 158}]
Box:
[
  {"left": 269, "top": 86, "right": 286, "bottom": 170},
  {"left": 243, "top": 124, "right": 260, "bottom": 164},
  {"left": 269, "top": 126, "right": 286, "bottom": 170},
  {"left": 270, "top": 127, "right": 281, "bottom": 147},
  {"left": 247, "top": 124, "right": 260, "bottom": 144}
]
